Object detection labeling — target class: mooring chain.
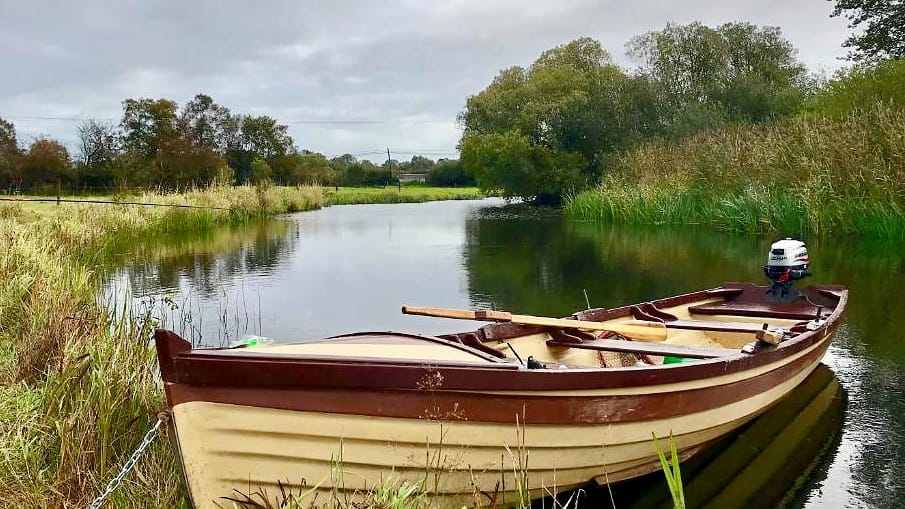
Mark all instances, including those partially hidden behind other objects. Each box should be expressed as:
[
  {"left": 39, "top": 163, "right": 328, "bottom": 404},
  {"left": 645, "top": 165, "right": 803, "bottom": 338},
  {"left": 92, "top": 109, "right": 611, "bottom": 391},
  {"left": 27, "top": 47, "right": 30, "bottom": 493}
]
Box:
[{"left": 89, "top": 414, "right": 166, "bottom": 509}]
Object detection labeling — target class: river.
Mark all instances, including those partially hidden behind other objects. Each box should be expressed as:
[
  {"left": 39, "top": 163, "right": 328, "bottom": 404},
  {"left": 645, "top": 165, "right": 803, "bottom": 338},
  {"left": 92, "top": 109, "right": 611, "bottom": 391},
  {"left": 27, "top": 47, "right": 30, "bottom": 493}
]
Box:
[{"left": 105, "top": 198, "right": 904, "bottom": 508}]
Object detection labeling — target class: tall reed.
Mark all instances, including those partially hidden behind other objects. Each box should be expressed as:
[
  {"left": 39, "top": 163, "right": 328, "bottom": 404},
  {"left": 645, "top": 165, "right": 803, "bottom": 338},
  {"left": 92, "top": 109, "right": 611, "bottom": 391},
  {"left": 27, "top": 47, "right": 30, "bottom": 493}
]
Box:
[
  {"left": 567, "top": 105, "right": 905, "bottom": 237},
  {"left": 323, "top": 186, "right": 483, "bottom": 206},
  {"left": 0, "top": 185, "right": 321, "bottom": 507}
]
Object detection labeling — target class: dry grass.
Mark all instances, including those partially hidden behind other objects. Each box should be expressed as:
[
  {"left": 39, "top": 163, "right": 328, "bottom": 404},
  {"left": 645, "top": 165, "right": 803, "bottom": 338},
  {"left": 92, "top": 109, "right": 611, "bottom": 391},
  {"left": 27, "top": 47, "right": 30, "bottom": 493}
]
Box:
[
  {"left": 0, "top": 185, "right": 321, "bottom": 508},
  {"left": 567, "top": 105, "right": 905, "bottom": 236}
]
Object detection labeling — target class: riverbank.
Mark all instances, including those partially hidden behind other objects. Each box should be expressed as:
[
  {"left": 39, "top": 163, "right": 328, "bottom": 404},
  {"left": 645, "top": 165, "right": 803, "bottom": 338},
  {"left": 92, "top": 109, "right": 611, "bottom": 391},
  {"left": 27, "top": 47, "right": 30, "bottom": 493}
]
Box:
[
  {"left": 324, "top": 186, "right": 483, "bottom": 205},
  {"left": 566, "top": 105, "right": 905, "bottom": 237},
  {"left": 0, "top": 185, "right": 323, "bottom": 508},
  {"left": 0, "top": 184, "right": 489, "bottom": 508}
]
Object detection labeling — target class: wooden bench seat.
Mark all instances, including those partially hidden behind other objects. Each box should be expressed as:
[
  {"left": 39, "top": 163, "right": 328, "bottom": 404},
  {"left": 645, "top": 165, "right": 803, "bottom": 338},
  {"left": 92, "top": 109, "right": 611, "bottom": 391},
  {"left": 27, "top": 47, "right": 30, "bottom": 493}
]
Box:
[
  {"left": 546, "top": 337, "right": 738, "bottom": 359},
  {"left": 630, "top": 303, "right": 788, "bottom": 335}
]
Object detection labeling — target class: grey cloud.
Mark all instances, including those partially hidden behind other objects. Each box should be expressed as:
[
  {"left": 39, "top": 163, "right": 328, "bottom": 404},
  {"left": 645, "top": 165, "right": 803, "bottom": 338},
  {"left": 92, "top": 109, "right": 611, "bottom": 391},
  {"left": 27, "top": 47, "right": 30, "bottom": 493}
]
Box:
[{"left": 0, "top": 0, "right": 851, "bottom": 159}]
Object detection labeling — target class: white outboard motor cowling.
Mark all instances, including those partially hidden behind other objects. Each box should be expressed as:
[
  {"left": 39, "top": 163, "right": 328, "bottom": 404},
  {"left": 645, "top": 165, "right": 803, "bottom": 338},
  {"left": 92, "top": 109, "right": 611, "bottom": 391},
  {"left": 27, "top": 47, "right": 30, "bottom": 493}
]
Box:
[
  {"left": 764, "top": 238, "right": 810, "bottom": 283},
  {"left": 764, "top": 238, "right": 811, "bottom": 300}
]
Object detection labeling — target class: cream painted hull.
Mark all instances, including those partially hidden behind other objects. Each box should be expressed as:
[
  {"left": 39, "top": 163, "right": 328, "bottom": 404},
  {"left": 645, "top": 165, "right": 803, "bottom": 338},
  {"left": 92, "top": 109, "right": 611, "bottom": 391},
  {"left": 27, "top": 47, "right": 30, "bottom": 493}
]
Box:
[{"left": 171, "top": 356, "right": 823, "bottom": 508}]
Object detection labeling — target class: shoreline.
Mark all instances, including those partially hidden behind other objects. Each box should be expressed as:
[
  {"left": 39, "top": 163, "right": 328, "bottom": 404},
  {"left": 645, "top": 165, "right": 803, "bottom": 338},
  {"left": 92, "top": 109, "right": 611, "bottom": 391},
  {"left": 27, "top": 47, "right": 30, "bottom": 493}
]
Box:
[{"left": 0, "top": 184, "right": 488, "bottom": 507}]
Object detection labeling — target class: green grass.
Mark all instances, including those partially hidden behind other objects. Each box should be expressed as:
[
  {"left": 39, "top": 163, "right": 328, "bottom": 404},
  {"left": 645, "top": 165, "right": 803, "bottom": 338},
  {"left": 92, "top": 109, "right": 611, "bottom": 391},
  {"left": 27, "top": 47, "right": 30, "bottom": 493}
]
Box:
[
  {"left": 0, "top": 183, "right": 490, "bottom": 508},
  {"left": 2, "top": 185, "right": 485, "bottom": 215},
  {"left": 566, "top": 105, "right": 905, "bottom": 237},
  {"left": 0, "top": 184, "right": 322, "bottom": 508},
  {"left": 323, "top": 186, "right": 484, "bottom": 206}
]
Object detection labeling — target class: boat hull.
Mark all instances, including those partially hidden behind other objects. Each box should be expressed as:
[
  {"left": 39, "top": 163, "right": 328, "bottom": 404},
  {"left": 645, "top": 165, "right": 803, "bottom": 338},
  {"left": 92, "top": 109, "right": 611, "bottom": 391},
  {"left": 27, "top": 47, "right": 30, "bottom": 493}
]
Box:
[{"left": 156, "top": 283, "right": 846, "bottom": 508}]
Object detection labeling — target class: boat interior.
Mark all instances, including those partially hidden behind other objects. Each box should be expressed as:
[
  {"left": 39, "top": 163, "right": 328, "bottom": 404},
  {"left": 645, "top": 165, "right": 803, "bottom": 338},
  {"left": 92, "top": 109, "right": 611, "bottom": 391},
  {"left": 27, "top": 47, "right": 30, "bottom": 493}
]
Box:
[{"left": 216, "top": 284, "right": 843, "bottom": 370}]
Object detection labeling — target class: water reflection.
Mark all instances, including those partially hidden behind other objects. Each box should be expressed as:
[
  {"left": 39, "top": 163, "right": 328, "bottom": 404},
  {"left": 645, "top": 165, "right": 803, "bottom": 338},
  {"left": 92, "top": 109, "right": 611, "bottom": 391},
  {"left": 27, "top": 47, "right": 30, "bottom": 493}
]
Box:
[
  {"left": 581, "top": 364, "right": 845, "bottom": 509},
  {"left": 105, "top": 199, "right": 904, "bottom": 508}
]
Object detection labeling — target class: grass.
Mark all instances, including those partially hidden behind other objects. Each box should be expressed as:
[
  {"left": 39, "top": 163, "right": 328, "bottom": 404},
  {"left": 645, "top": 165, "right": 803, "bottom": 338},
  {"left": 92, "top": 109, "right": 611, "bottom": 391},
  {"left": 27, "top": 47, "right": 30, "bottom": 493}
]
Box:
[
  {"left": 0, "top": 183, "right": 488, "bottom": 508},
  {"left": 566, "top": 105, "right": 905, "bottom": 237},
  {"left": 0, "top": 182, "right": 684, "bottom": 508},
  {"left": 653, "top": 434, "right": 685, "bottom": 509},
  {"left": 0, "top": 184, "right": 322, "bottom": 508},
  {"left": 323, "top": 186, "right": 484, "bottom": 206},
  {"left": 2, "top": 185, "right": 485, "bottom": 214}
]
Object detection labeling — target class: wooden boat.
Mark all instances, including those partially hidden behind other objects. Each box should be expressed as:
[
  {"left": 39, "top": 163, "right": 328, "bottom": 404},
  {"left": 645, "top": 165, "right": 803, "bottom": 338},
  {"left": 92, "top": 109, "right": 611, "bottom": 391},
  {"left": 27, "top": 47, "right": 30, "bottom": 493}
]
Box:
[{"left": 154, "top": 281, "right": 847, "bottom": 508}]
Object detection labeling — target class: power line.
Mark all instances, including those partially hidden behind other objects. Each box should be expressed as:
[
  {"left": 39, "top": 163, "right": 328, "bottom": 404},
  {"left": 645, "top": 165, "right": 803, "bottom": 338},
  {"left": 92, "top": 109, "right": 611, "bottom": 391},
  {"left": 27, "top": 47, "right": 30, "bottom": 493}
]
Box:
[{"left": 5, "top": 115, "right": 456, "bottom": 125}]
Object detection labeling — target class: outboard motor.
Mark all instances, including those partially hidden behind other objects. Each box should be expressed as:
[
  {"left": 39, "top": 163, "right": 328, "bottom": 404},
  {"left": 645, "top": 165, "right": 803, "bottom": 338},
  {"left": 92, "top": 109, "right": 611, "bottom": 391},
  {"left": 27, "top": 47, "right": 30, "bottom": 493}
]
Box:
[{"left": 764, "top": 238, "right": 811, "bottom": 301}]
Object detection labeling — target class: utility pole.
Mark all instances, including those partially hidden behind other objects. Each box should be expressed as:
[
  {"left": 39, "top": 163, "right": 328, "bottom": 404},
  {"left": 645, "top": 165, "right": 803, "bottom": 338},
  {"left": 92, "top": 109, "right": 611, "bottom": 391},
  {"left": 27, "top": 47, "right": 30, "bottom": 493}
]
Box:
[{"left": 387, "top": 147, "right": 399, "bottom": 190}]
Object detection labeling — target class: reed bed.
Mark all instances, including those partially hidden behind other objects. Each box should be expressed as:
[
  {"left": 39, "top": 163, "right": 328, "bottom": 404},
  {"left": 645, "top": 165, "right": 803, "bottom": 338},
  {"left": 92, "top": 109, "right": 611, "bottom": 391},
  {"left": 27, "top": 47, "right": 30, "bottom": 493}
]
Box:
[
  {"left": 566, "top": 105, "right": 905, "bottom": 237},
  {"left": 0, "top": 185, "right": 321, "bottom": 508},
  {"left": 323, "top": 186, "right": 484, "bottom": 206}
]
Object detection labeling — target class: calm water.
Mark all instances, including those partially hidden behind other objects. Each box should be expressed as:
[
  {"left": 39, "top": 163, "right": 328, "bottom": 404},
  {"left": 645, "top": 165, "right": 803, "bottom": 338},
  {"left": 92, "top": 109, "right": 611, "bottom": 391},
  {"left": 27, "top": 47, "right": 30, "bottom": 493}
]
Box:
[{"left": 106, "top": 198, "right": 904, "bottom": 508}]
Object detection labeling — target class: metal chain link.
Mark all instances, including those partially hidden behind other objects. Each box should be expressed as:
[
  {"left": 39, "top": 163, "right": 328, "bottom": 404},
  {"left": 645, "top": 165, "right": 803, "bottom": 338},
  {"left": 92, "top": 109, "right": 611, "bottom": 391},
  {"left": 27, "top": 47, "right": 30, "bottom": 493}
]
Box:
[{"left": 89, "top": 416, "right": 165, "bottom": 509}]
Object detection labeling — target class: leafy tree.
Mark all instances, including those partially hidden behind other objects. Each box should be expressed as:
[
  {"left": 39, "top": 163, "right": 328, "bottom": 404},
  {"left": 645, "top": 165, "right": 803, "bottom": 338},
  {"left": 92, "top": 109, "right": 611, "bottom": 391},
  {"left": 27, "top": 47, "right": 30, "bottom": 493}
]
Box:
[
  {"left": 0, "top": 117, "right": 21, "bottom": 190},
  {"left": 120, "top": 98, "right": 180, "bottom": 159},
  {"left": 228, "top": 115, "right": 294, "bottom": 183},
  {"left": 362, "top": 168, "right": 397, "bottom": 186},
  {"left": 807, "top": 58, "right": 905, "bottom": 118},
  {"left": 461, "top": 130, "right": 582, "bottom": 203},
  {"left": 831, "top": 0, "right": 905, "bottom": 61},
  {"left": 341, "top": 162, "right": 366, "bottom": 186},
  {"left": 238, "top": 115, "right": 293, "bottom": 159},
  {"left": 404, "top": 155, "right": 435, "bottom": 174},
  {"left": 627, "top": 22, "right": 808, "bottom": 125},
  {"left": 20, "top": 138, "right": 70, "bottom": 190},
  {"left": 460, "top": 38, "right": 624, "bottom": 201},
  {"left": 249, "top": 157, "right": 272, "bottom": 183},
  {"left": 76, "top": 120, "right": 120, "bottom": 188},
  {"left": 180, "top": 94, "right": 233, "bottom": 152},
  {"left": 272, "top": 151, "right": 336, "bottom": 185},
  {"left": 427, "top": 158, "right": 475, "bottom": 187}
]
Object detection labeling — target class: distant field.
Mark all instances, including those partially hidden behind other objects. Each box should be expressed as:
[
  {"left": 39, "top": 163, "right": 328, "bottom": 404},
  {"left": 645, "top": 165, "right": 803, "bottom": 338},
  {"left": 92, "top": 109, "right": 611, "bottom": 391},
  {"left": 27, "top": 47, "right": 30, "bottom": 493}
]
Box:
[
  {"left": 0, "top": 186, "right": 485, "bottom": 216},
  {"left": 323, "top": 186, "right": 484, "bottom": 205}
]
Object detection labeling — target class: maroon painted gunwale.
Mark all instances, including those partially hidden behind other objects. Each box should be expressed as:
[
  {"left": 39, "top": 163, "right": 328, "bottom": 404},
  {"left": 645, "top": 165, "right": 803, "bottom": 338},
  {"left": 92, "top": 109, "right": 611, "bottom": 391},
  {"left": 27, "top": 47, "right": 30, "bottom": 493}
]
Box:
[
  {"left": 154, "top": 283, "right": 846, "bottom": 397},
  {"left": 164, "top": 335, "right": 830, "bottom": 424}
]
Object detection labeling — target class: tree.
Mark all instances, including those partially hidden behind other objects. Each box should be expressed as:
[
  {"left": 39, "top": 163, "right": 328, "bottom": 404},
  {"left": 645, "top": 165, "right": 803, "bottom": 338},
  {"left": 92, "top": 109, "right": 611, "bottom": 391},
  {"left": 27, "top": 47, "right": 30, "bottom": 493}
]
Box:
[
  {"left": 75, "top": 120, "right": 120, "bottom": 188},
  {"left": 627, "top": 22, "right": 807, "bottom": 125},
  {"left": 249, "top": 157, "right": 272, "bottom": 183},
  {"left": 120, "top": 98, "right": 179, "bottom": 159},
  {"left": 400, "top": 155, "right": 435, "bottom": 174},
  {"left": 272, "top": 151, "right": 335, "bottom": 185},
  {"left": 831, "top": 0, "right": 905, "bottom": 61},
  {"left": 0, "top": 117, "right": 21, "bottom": 189},
  {"left": 228, "top": 115, "right": 294, "bottom": 183},
  {"left": 180, "top": 94, "right": 233, "bottom": 151},
  {"left": 459, "top": 37, "right": 628, "bottom": 201},
  {"left": 426, "top": 158, "right": 475, "bottom": 187},
  {"left": 20, "top": 138, "right": 70, "bottom": 190}
]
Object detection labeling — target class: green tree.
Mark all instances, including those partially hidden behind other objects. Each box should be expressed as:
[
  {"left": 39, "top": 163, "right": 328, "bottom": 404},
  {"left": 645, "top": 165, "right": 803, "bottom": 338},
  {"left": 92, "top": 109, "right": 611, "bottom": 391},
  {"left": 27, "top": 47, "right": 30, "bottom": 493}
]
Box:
[
  {"left": 831, "top": 0, "right": 905, "bottom": 61},
  {"left": 20, "top": 137, "right": 70, "bottom": 190},
  {"left": 807, "top": 58, "right": 905, "bottom": 118},
  {"left": 403, "top": 155, "right": 435, "bottom": 174},
  {"left": 0, "top": 117, "right": 21, "bottom": 190},
  {"left": 272, "top": 151, "right": 336, "bottom": 185},
  {"left": 180, "top": 94, "right": 233, "bottom": 152},
  {"left": 76, "top": 119, "right": 120, "bottom": 189},
  {"left": 627, "top": 22, "right": 807, "bottom": 126},
  {"left": 120, "top": 98, "right": 179, "bottom": 159},
  {"left": 341, "top": 162, "right": 365, "bottom": 186},
  {"left": 228, "top": 115, "right": 294, "bottom": 183},
  {"left": 249, "top": 156, "right": 272, "bottom": 183},
  {"left": 427, "top": 158, "right": 475, "bottom": 187},
  {"left": 459, "top": 37, "right": 626, "bottom": 202}
]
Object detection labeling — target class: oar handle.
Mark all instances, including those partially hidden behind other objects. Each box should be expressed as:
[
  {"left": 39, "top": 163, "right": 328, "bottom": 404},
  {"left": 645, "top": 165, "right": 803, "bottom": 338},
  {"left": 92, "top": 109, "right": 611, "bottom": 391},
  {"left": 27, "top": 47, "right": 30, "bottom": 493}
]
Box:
[
  {"left": 401, "top": 306, "right": 479, "bottom": 320},
  {"left": 401, "top": 306, "right": 515, "bottom": 322},
  {"left": 402, "top": 305, "right": 667, "bottom": 341}
]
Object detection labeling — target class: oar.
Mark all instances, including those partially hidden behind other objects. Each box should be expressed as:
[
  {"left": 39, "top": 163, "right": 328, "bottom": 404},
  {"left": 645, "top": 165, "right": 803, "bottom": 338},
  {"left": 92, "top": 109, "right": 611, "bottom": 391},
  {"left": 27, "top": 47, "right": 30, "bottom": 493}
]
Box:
[{"left": 401, "top": 306, "right": 668, "bottom": 341}]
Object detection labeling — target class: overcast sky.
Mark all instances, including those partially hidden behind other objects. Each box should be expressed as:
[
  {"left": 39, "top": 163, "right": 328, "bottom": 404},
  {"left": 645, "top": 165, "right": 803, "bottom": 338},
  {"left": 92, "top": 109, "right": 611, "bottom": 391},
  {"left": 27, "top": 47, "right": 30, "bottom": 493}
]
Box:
[{"left": 0, "top": 0, "right": 851, "bottom": 162}]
